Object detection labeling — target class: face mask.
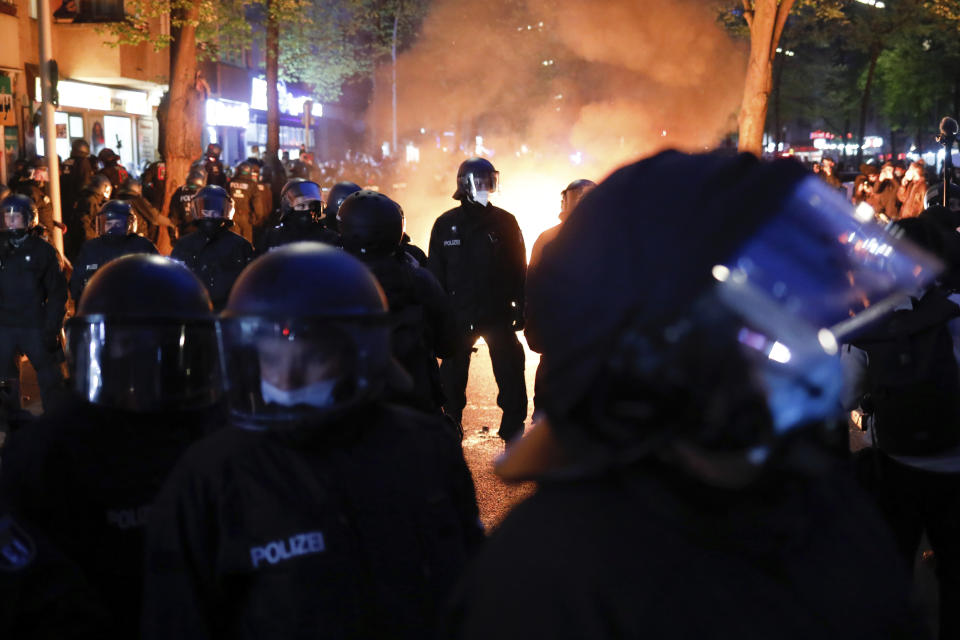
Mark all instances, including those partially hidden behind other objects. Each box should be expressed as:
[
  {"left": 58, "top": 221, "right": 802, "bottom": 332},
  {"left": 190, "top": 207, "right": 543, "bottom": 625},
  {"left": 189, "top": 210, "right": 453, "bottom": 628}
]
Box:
[
  {"left": 261, "top": 379, "right": 336, "bottom": 408},
  {"left": 473, "top": 190, "right": 489, "bottom": 207}
]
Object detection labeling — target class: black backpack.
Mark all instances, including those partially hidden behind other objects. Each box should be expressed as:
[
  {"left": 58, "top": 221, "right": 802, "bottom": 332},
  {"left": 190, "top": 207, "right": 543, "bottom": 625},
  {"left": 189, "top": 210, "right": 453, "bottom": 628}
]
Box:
[{"left": 854, "top": 290, "right": 960, "bottom": 456}]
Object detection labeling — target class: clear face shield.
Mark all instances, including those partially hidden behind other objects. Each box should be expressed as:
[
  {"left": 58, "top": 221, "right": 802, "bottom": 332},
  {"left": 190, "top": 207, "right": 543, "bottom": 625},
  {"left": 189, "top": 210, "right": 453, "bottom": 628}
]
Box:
[
  {"left": 65, "top": 317, "right": 223, "bottom": 412},
  {"left": 0, "top": 210, "right": 27, "bottom": 234},
  {"left": 709, "top": 176, "right": 941, "bottom": 437},
  {"left": 218, "top": 316, "right": 392, "bottom": 426},
  {"left": 461, "top": 171, "right": 499, "bottom": 206},
  {"left": 97, "top": 213, "right": 136, "bottom": 237}
]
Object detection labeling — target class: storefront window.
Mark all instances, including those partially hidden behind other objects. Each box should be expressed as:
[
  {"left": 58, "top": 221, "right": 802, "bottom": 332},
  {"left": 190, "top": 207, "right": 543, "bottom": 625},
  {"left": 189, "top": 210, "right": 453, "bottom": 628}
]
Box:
[
  {"left": 34, "top": 111, "right": 71, "bottom": 160},
  {"left": 103, "top": 115, "right": 133, "bottom": 169}
]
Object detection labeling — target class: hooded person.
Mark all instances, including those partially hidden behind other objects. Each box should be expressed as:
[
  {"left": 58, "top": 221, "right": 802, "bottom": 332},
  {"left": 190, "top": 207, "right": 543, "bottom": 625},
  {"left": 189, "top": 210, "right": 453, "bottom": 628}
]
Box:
[
  {"left": 141, "top": 243, "right": 483, "bottom": 639},
  {"left": 447, "top": 151, "right": 933, "bottom": 640}
]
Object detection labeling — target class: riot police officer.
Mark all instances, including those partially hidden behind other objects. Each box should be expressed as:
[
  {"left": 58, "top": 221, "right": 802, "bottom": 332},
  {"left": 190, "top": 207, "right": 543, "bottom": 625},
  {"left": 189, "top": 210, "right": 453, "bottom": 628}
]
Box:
[
  {"left": 141, "top": 159, "right": 167, "bottom": 211},
  {"left": 60, "top": 138, "right": 97, "bottom": 214},
  {"left": 228, "top": 161, "right": 265, "bottom": 243},
  {"left": 324, "top": 180, "right": 361, "bottom": 232},
  {"left": 70, "top": 201, "right": 157, "bottom": 303},
  {"left": 428, "top": 157, "right": 527, "bottom": 442},
  {"left": 14, "top": 157, "right": 54, "bottom": 235},
  {"left": 115, "top": 177, "right": 173, "bottom": 247},
  {"left": 171, "top": 185, "right": 253, "bottom": 311},
  {"left": 64, "top": 174, "right": 112, "bottom": 262},
  {"left": 1, "top": 253, "right": 224, "bottom": 637},
  {"left": 142, "top": 243, "right": 483, "bottom": 639},
  {"left": 0, "top": 194, "right": 66, "bottom": 412},
  {"left": 449, "top": 152, "right": 928, "bottom": 640},
  {"left": 259, "top": 179, "right": 338, "bottom": 253},
  {"left": 168, "top": 168, "right": 206, "bottom": 241},
  {"left": 339, "top": 190, "right": 455, "bottom": 415},
  {"left": 96, "top": 149, "right": 129, "bottom": 192},
  {"left": 203, "top": 143, "right": 227, "bottom": 187}
]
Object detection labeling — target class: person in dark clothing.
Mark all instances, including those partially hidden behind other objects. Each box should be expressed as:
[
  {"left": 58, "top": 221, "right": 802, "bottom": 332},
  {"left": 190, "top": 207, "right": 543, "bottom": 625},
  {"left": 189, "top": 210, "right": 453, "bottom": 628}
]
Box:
[
  {"left": 142, "top": 243, "right": 483, "bottom": 639},
  {"left": 339, "top": 190, "right": 455, "bottom": 415},
  {"left": 0, "top": 498, "right": 108, "bottom": 639},
  {"left": 820, "top": 156, "right": 843, "bottom": 191},
  {"left": 168, "top": 168, "right": 206, "bottom": 242},
  {"left": 447, "top": 152, "right": 931, "bottom": 640},
  {"left": 323, "top": 180, "right": 361, "bottom": 232},
  {"left": 0, "top": 194, "right": 66, "bottom": 412},
  {"left": 1, "top": 253, "right": 225, "bottom": 638},
  {"left": 171, "top": 185, "right": 253, "bottom": 311},
  {"left": 14, "top": 157, "right": 54, "bottom": 236},
  {"left": 259, "top": 179, "right": 338, "bottom": 253},
  {"left": 60, "top": 139, "right": 97, "bottom": 215},
  {"left": 115, "top": 177, "right": 175, "bottom": 247},
  {"left": 64, "top": 174, "right": 112, "bottom": 263},
  {"left": 203, "top": 143, "right": 227, "bottom": 188},
  {"left": 428, "top": 157, "right": 527, "bottom": 441},
  {"left": 141, "top": 159, "right": 167, "bottom": 211},
  {"left": 227, "top": 161, "right": 265, "bottom": 244},
  {"left": 246, "top": 161, "right": 275, "bottom": 246},
  {"left": 70, "top": 201, "right": 157, "bottom": 303},
  {"left": 402, "top": 233, "right": 427, "bottom": 265},
  {"left": 869, "top": 162, "right": 901, "bottom": 221},
  {"left": 96, "top": 149, "right": 129, "bottom": 192}
]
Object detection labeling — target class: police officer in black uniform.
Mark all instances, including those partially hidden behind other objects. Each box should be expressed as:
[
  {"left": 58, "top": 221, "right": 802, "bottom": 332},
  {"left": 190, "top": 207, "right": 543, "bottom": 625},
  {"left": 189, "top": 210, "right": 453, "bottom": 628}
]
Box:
[
  {"left": 141, "top": 159, "right": 167, "bottom": 211},
  {"left": 115, "top": 177, "right": 173, "bottom": 246},
  {"left": 0, "top": 194, "right": 66, "bottom": 412},
  {"left": 228, "top": 161, "right": 265, "bottom": 244},
  {"left": 96, "top": 149, "right": 129, "bottom": 192},
  {"left": 14, "top": 157, "right": 54, "bottom": 236},
  {"left": 60, "top": 139, "right": 97, "bottom": 214},
  {"left": 1, "top": 254, "right": 224, "bottom": 637},
  {"left": 142, "top": 243, "right": 483, "bottom": 639},
  {"left": 448, "top": 152, "right": 930, "bottom": 640},
  {"left": 339, "top": 190, "right": 455, "bottom": 415},
  {"left": 324, "top": 180, "right": 361, "bottom": 232},
  {"left": 171, "top": 185, "right": 254, "bottom": 311},
  {"left": 428, "top": 157, "right": 527, "bottom": 442},
  {"left": 259, "top": 179, "right": 338, "bottom": 253},
  {"left": 70, "top": 201, "right": 157, "bottom": 303},
  {"left": 203, "top": 143, "right": 227, "bottom": 187},
  {"left": 64, "top": 174, "right": 112, "bottom": 262},
  {"left": 168, "top": 168, "right": 206, "bottom": 242}
]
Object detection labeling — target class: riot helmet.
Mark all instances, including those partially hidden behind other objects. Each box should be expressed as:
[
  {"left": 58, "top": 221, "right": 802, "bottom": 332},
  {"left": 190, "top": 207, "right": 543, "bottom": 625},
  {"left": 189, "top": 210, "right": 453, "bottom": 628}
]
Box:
[
  {"left": 185, "top": 169, "right": 206, "bottom": 190},
  {"left": 119, "top": 177, "right": 142, "bottom": 197},
  {"left": 96, "top": 200, "right": 137, "bottom": 237},
  {"left": 189, "top": 185, "right": 235, "bottom": 230},
  {"left": 338, "top": 190, "right": 404, "bottom": 258},
  {"left": 97, "top": 148, "right": 119, "bottom": 166},
  {"left": 66, "top": 254, "right": 221, "bottom": 412},
  {"left": 220, "top": 242, "right": 407, "bottom": 429},
  {"left": 235, "top": 162, "right": 253, "bottom": 178},
  {"left": 279, "top": 179, "right": 323, "bottom": 223},
  {"left": 206, "top": 143, "right": 222, "bottom": 160},
  {"left": 85, "top": 174, "right": 112, "bottom": 199},
  {"left": 560, "top": 178, "right": 596, "bottom": 220},
  {"left": 0, "top": 194, "right": 38, "bottom": 238},
  {"left": 454, "top": 157, "right": 499, "bottom": 205},
  {"left": 70, "top": 138, "right": 90, "bottom": 157},
  {"left": 524, "top": 151, "right": 941, "bottom": 480},
  {"left": 324, "top": 181, "right": 361, "bottom": 230}
]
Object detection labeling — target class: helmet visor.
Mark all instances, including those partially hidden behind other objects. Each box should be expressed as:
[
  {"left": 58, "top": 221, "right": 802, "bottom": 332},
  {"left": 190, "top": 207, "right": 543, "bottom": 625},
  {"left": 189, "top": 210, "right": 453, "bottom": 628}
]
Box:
[
  {"left": 66, "top": 318, "right": 223, "bottom": 412},
  {"left": 711, "top": 176, "right": 942, "bottom": 433},
  {"left": 465, "top": 171, "right": 499, "bottom": 195},
  {"left": 97, "top": 212, "right": 135, "bottom": 236},
  {"left": 219, "top": 316, "right": 391, "bottom": 425},
  {"left": 191, "top": 191, "right": 235, "bottom": 222},
  {"left": 1, "top": 209, "right": 27, "bottom": 231}
]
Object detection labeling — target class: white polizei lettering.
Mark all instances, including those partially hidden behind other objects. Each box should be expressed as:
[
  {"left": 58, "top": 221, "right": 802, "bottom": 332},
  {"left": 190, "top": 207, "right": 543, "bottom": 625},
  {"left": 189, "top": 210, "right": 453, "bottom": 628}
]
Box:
[
  {"left": 443, "top": 239, "right": 461, "bottom": 247},
  {"left": 249, "top": 531, "right": 326, "bottom": 568}
]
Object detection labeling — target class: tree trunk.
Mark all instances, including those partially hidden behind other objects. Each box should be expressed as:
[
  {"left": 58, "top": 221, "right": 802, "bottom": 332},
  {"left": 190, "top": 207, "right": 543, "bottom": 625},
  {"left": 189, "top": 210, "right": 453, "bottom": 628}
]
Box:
[
  {"left": 772, "top": 55, "right": 784, "bottom": 154},
  {"left": 391, "top": 10, "right": 399, "bottom": 156},
  {"left": 160, "top": 2, "right": 203, "bottom": 254},
  {"left": 737, "top": 0, "right": 796, "bottom": 157},
  {"left": 856, "top": 51, "right": 879, "bottom": 166},
  {"left": 265, "top": 0, "right": 280, "bottom": 163}
]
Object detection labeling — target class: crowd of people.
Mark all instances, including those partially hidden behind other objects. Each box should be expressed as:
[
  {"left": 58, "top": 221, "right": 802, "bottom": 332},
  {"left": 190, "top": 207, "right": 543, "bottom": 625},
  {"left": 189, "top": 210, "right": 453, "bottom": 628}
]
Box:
[{"left": 0, "top": 142, "right": 959, "bottom": 639}]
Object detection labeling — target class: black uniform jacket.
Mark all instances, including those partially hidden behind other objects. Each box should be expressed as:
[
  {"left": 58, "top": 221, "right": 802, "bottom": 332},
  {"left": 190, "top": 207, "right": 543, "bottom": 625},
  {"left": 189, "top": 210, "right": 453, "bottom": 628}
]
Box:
[
  {"left": 171, "top": 225, "right": 254, "bottom": 311},
  {"left": 0, "top": 234, "right": 66, "bottom": 331},
  {"left": 70, "top": 234, "right": 158, "bottom": 303}
]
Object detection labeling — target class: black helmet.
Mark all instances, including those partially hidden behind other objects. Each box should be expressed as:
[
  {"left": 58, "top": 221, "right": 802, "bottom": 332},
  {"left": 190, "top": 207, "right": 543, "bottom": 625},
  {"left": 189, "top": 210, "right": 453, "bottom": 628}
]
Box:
[
  {"left": 562, "top": 178, "right": 597, "bottom": 195},
  {"left": 119, "top": 177, "right": 142, "bottom": 197},
  {"left": 85, "top": 174, "right": 113, "bottom": 199},
  {"left": 206, "top": 143, "right": 222, "bottom": 159},
  {"left": 324, "top": 181, "right": 362, "bottom": 229},
  {"left": 70, "top": 138, "right": 90, "bottom": 157},
  {"left": 97, "top": 148, "right": 119, "bottom": 165},
  {"left": 220, "top": 242, "right": 405, "bottom": 428},
  {"left": 189, "top": 185, "right": 235, "bottom": 225},
  {"left": 96, "top": 200, "right": 137, "bottom": 236},
  {"left": 338, "top": 190, "right": 404, "bottom": 258},
  {"left": 185, "top": 169, "right": 206, "bottom": 190},
  {"left": 66, "top": 254, "right": 222, "bottom": 412},
  {"left": 235, "top": 161, "right": 253, "bottom": 178},
  {"left": 0, "top": 194, "right": 38, "bottom": 238},
  {"left": 454, "top": 157, "right": 499, "bottom": 203},
  {"left": 279, "top": 179, "right": 323, "bottom": 223}
]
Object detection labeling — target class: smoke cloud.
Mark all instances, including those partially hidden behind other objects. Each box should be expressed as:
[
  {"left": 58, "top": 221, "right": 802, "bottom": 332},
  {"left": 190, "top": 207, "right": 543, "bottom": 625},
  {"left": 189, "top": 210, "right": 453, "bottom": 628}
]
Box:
[{"left": 366, "top": 0, "right": 747, "bottom": 250}]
